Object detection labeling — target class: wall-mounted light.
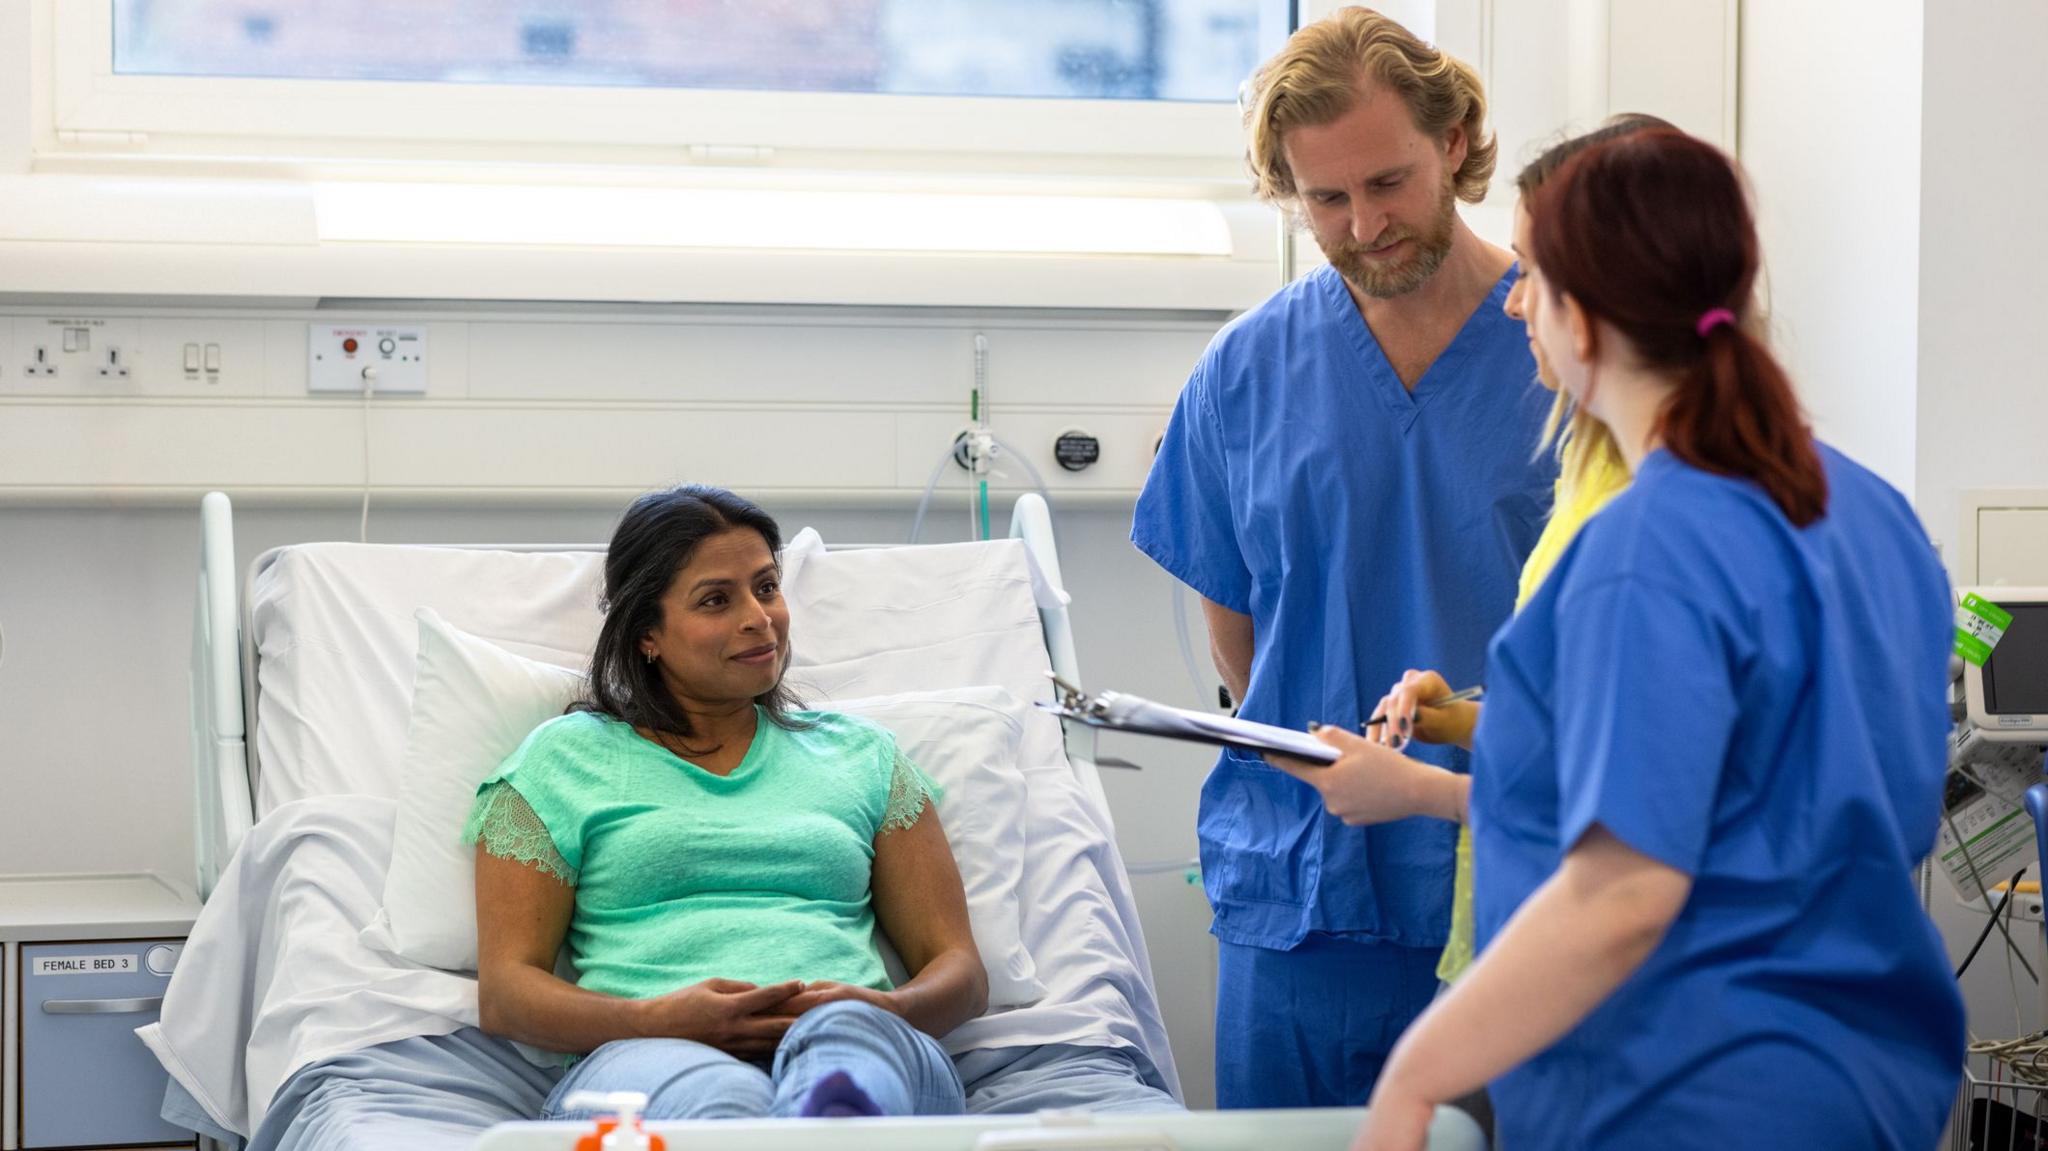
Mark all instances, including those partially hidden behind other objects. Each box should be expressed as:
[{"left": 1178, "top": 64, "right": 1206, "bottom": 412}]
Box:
[{"left": 312, "top": 182, "right": 1234, "bottom": 257}]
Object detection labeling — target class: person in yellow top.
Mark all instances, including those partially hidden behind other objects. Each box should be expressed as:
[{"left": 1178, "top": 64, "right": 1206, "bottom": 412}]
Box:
[{"left": 1277, "top": 113, "right": 1669, "bottom": 986}]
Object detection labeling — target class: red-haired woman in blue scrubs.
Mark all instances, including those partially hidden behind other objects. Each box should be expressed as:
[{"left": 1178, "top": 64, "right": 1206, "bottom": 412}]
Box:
[{"left": 1281, "top": 130, "right": 1966, "bottom": 1150}]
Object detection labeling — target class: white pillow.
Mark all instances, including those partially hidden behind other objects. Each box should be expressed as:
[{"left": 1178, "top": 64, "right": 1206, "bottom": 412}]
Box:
[
  {"left": 828, "top": 687, "right": 1046, "bottom": 1008},
  {"left": 362, "top": 608, "right": 585, "bottom": 971},
  {"left": 367, "top": 615, "right": 1047, "bottom": 1011},
  {"left": 779, "top": 528, "right": 1072, "bottom": 779},
  {"left": 249, "top": 544, "right": 603, "bottom": 815}
]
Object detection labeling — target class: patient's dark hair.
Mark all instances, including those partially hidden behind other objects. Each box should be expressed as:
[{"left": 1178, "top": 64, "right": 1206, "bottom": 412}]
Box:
[{"left": 575, "top": 484, "right": 810, "bottom": 746}]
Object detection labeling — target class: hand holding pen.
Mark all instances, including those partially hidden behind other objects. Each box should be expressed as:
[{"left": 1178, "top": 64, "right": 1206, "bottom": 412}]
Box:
[{"left": 1362, "top": 671, "right": 1483, "bottom": 752}]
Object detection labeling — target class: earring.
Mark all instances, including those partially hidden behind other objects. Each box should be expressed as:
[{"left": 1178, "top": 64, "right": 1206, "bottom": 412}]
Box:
[{"left": 644, "top": 651, "right": 655, "bottom": 665}]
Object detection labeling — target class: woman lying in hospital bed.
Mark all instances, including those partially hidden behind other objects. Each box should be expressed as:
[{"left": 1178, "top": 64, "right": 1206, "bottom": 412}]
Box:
[{"left": 468, "top": 484, "right": 985, "bottom": 1120}]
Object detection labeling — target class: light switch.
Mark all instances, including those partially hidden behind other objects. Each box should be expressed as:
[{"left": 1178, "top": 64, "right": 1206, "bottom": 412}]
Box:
[
  {"left": 204, "top": 343, "right": 222, "bottom": 372},
  {"left": 63, "top": 328, "right": 86, "bottom": 353},
  {"left": 183, "top": 344, "right": 201, "bottom": 373}
]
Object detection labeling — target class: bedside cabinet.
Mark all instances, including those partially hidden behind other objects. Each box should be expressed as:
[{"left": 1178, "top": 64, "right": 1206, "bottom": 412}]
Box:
[{"left": 1, "top": 874, "right": 200, "bottom": 1151}]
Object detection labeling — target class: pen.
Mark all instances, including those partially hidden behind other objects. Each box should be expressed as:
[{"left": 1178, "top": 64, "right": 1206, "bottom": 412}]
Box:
[{"left": 1360, "top": 685, "right": 1484, "bottom": 730}]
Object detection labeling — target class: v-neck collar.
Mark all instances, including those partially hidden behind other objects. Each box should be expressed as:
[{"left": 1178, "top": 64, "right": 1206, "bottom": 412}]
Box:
[
  {"left": 629, "top": 705, "right": 768, "bottom": 782},
  {"left": 1322, "top": 263, "right": 1519, "bottom": 421}
]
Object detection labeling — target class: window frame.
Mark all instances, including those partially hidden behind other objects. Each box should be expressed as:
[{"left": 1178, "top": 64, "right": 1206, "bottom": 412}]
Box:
[{"left": 45, "top": 0, "right": 1267, "bottom": 173}]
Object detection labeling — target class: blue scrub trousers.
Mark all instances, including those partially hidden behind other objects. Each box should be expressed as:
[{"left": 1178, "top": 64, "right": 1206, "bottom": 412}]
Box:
[
  {"left": 543, "top": 1001, "right": 965, "bottom": 1120},
  {"left": 1215, "top": 935, "right": 1441, "bottom": 1109}
]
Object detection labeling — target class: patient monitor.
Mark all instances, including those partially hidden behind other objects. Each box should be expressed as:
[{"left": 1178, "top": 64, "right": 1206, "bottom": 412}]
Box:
[
  {"left": 1962, "top": 586, "right": 2048, "bottom": 742},
  {"left": 1940, "top": 588, "right": 2048, "bottom": 905}
]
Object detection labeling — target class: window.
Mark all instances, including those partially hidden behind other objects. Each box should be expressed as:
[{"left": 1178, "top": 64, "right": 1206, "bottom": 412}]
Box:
[
  {"left": 113, "top": 0, "right": 1283, "bottom": 104},
  {"left": 47, "top": 1, "right": 1294, "bottom": 173}
]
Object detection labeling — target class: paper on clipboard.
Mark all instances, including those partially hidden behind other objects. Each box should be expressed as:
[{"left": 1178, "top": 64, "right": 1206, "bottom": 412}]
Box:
[{"left": 1039, "top": 677, "right": 1340, "bottom": 764}]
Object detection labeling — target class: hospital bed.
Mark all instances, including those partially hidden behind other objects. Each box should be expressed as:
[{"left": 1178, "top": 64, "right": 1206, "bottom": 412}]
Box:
[{"left": 156, "top": 490, "right": 1486, "bottom": 1151}]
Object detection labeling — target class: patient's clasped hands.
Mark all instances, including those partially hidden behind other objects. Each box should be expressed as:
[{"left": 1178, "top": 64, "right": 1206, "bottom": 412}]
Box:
[
  {"left": 635, "top": 979, "right": 804, "bottom": 1059},
  {"left": 637, "top": 978, "right": 905, "bottom": 1059}
]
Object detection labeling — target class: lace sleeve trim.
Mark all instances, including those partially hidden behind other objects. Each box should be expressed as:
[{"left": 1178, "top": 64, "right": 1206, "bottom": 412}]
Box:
[
  {"left": 880, "top": 749, "right": 937, "bottom": 835},
  {"left": 463, "top": 780, "right": 577, "bottom": 886}
]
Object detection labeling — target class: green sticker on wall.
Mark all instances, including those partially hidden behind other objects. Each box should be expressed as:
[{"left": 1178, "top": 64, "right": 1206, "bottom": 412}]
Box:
[{"left": 1956, "top": 593, "right": 2014, "bottom": 667}]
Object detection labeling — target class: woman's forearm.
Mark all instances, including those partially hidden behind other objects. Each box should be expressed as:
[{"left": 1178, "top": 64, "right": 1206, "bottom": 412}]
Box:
[
  {"left": 884, "top": 947, "right": 988, "bottom": 1038},
  {"left": 1374, "top": 830, "right": 1688, "bottom": 1106},
  {"left": 1426, "top": 770, "right": 1471, "bottom": 825},
  {"left": 479, "top": 962, "right": 652, "bottom": 1054}
]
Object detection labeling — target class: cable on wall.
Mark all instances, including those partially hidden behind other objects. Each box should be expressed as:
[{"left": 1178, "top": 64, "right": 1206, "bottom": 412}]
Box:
[{"left": 359, "top": 367, "right": 375, "bottom": 543}]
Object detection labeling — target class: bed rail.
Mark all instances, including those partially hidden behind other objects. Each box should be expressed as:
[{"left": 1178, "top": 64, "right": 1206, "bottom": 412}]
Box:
[
  {"left": 1007, "top": 493, "right": 1107, "bottom": 815},
  {"left": 192, "top": 492, "right": 254, "bottom": 900}
]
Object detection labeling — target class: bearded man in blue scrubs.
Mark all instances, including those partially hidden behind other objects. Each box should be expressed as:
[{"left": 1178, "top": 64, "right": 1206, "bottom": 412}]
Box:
[{"left": 1131, "top": 9, "right": 1554, "bottom": 1108}]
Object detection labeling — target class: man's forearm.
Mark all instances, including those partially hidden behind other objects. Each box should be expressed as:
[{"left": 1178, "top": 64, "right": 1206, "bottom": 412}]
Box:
[
  {"left": 1210, "top": 634, "right": 1251, "bottom": 704},
  {"left": 1200, "top": 597, "right": 1254, "bottom": 705}
]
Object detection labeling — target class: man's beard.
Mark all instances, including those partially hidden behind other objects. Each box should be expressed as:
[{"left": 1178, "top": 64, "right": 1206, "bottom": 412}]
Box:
[{"left": 1322, "top": 173, "right": 1458, "bottom": 300}]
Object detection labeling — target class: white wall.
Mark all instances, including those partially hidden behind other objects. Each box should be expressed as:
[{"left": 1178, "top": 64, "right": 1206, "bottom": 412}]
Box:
[
  {"left": 1916, "top": 1, "right": 2048, "bottom": 562},
  {"left": 1739, "top": 0, "right": 1923, "bottom": 500},
  {"left": 0, "top": 0, "right": 27, "bottom": 175},
  {"left": 0, "top": 305, "right": 1216, "bottom": 503}
]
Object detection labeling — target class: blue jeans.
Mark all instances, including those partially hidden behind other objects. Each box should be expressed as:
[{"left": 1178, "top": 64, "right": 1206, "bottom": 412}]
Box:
[{"left": 543, "top": 1001, "right": 965, "bottom": 1120}]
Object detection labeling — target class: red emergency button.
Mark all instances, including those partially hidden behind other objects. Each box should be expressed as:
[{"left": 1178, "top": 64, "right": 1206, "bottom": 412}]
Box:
[{"left": 343, "top": 338, "right": 359, "bottom": 354}]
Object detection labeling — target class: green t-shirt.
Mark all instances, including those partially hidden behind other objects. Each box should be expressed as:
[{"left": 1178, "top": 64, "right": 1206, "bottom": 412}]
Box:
[{"left": 462, "top": 707, "right": 940, "bottom": 1002}]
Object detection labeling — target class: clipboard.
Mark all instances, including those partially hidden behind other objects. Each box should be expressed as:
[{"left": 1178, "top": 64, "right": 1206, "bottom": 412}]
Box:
[{"left": 1038, "top": 674, "right": 1339, "bottom": 764}]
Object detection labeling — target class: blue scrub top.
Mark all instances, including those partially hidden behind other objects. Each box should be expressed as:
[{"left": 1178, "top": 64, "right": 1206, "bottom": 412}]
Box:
[
  {"left": 1133, "top": 262, "right": 1555, "bottom": 950},
  {"left": 1471, "top": 445, "right": 1965, "bottom": 1149}
]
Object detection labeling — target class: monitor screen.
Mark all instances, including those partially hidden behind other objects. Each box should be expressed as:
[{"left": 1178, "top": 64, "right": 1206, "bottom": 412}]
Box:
[{"left": 1986, "top": 602, "right": 2048, "bottom": 716}]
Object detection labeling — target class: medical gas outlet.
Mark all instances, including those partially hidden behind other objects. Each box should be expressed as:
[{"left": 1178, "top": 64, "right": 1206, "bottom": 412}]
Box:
[
  {"left": 309, "top": 324, "right": 428, "bottom": 394},
  {"left": 1054, "top": 428, "right": 1101, "bottom": 472}
]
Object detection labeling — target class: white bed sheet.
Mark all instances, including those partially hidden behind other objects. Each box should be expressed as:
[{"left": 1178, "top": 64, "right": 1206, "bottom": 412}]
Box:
[
  {"left": 139, "top": 795, "right": 479, "bottom": 1137},
  {"left": 946, "top": 759, "right": 1174, "bottom": 1080}
]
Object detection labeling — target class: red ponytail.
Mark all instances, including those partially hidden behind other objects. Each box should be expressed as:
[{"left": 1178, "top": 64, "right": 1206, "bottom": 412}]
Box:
[{"left": 1528, "top": 130, "right": 1827, "bottom": 527}]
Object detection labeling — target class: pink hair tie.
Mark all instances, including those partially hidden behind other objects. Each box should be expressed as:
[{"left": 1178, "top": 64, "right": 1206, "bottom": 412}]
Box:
[{"left": 1695, "top": 307, "right": 1737, "bottom": 338}]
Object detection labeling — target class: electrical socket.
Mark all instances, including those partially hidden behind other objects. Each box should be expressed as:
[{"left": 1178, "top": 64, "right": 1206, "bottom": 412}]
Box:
[
  {"left": 95, "top": 347, "right": 130, "bottom": 379},
  {"left": 22, "top": 346, "right": 56, "bottom": 378},
  {"left": 1970, "top": 890, "right": 2046, "bottom": 924}
]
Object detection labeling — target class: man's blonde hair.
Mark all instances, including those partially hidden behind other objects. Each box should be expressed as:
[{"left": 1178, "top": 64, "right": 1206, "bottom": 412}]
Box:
[{"left": 1244, "top": 7, "right": 1495, "bottom": 208}]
